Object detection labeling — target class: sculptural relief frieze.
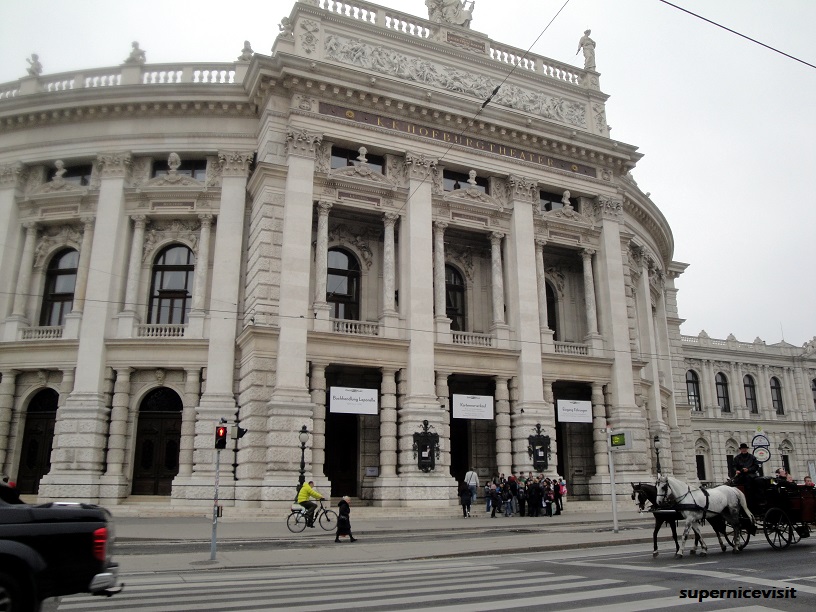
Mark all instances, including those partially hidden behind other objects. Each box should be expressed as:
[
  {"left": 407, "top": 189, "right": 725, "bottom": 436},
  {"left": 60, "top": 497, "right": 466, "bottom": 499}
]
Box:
[
  {"left": 33, "top": 224, "right": 83, "bottom": 268},
  {"left": 328, "top": 223, "right": 377, "bottom": 269},
  {"left": 300, "top": 20, "right": 320, "bottom": 54},
  {"left": 324, "top": 35, "right": 587, "bottom": 130},
  {"left": 142, "top": 219, "right": 201, "bottom": 262}
]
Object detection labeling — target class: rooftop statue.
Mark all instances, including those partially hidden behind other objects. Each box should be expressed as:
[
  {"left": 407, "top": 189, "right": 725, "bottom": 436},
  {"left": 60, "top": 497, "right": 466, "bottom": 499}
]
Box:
[
  {"left": 238, "top": 40, "right": 254, "bottom": 61},
  {"left": 26, "top": 53, "right": 42, "bottom": 76},
  {"left": 279, "top": 16, "right": 294, "bottom": 37},
  {"left": 426, "top": 0, "right": 474, "bottom": 29},
  {"left": 576, "top": 29, "right": 596, "bottom": 71},
  {"left": 124, "top": 41, "right": 146, "bottom": 65}
]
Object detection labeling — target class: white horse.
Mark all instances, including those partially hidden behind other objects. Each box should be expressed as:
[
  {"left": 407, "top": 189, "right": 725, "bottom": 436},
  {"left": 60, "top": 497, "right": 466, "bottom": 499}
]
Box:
[{"left": 655, "top": 475, "right": 754, "bottom": 558}]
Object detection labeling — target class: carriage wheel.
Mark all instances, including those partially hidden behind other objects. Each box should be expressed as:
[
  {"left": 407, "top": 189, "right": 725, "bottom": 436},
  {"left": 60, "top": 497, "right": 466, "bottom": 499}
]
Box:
[
  {"left": 763, "top": 508, "right": 793, "bottom": 550},
  {"left": 723, "top": 523, "right": 750, "bottom": 551}
]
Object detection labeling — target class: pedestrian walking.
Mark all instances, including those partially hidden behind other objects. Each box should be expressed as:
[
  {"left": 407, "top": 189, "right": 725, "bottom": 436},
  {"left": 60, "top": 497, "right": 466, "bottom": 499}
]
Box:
[
  {"left": 490, "top": 484, "right": 502, "bottom": 518},
  {"left": 458, "top": 481, "right": 472, "bottom": 518},
  {"left": 464, "top": 466, "right": 479, "bottom": 508},
  {"left": 335, "top": 496, "right": 357, "bottom": 543}
]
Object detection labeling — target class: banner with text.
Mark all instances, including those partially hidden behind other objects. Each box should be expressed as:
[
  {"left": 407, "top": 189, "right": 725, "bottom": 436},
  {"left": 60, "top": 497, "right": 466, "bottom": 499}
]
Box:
[
  {"left": 329, "top": 387, "right": 379, "bottom": 415},
  {"left": 452, "top": 394, "right": 494, "bottom": 420},
  {"left": 557, "top": 399, "right": 593, "bottom": 423}
]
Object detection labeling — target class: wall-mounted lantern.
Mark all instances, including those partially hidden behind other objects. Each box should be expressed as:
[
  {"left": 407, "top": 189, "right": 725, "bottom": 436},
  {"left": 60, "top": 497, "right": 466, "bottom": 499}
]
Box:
[
  {"left": 412, "top": 420, "right": 440, "bottom": 472},
  {"left": 527, "top": 423, "right": 550, "bottom": 472}
]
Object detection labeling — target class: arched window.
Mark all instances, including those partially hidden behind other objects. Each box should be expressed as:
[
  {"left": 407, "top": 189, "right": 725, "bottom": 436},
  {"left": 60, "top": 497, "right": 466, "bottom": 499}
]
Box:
[
  {"left": 148, "top": 245, "right": 195, "bottom": 324},
  {"left": 743, "top": 375, "right": 758, "bottom": 413},
  {"left": 770, "top": 377, "right": 784, "bottom": 415},
  {"left": 715, "top": 372, "right": 730, "bottom": 412},
  {"left": 686, "top": 370, "right": 701, "bottom": 411},
  {"left": 445, "top": 265, "right": 465, "bottom": 331},
  {"left": 40, "top": 249, "right": 79, "bottom": 326},
  {"left": 327, "top": 248, "right": 360, "bottom": 320},
  {"left": 545, "top": 282, "right": 558, "bottom": 341}
]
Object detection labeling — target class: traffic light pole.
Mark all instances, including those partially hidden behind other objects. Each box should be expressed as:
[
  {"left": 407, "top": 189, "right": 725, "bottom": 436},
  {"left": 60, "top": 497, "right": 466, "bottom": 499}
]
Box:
[{"left": 210, "top": 448, "right": 221, "bottom": 560}]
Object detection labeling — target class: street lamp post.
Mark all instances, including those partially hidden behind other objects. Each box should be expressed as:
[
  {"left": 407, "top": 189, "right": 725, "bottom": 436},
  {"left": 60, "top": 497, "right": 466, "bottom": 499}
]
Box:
[
  {"left": 297, "top": 425, "right": 310, "bottom": 490},
  {"left": 654, "top": 435, "right": 662, "bottom": 476}
]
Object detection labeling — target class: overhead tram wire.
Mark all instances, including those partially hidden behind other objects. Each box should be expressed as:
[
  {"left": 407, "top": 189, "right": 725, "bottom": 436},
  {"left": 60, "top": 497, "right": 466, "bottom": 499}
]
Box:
[
  {"left": 657, "top": 0, "right": 816, "bottom": 70},
  {"left": 390, "top": 0, "right": 573, "bottom": 216}
]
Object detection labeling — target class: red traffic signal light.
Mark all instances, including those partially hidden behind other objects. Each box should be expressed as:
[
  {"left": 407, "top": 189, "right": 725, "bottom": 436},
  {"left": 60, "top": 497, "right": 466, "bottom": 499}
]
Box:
[{"left": 215, "top": 425, "right": 228, "bottom": 449}]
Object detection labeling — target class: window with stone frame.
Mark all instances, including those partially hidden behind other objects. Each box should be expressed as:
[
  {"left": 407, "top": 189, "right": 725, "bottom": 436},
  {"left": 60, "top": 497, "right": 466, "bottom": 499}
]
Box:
[
  {"left": 539, "top": 189, "right": 576, "bottom": 212},
  {"left": 330, "top": 146, "right": 384, "bottom": 174},
  {"left": 51, "top": 163, "right": 93, "bottom": 186},
  {"left": 40, "top": 248, "right": 78, "bottom": 326},
  {"left": 743, "top": 375, "right": 758, "bottom": 413},
  {"left": 442, "top": 169, "right": 488, "bottom": 194},
  {"left": 715, "top": 372, "right": 730, "bottom": 412},
  {"left": 148, "top": 244, "right": 195, "bottom": 325},
  {"left": 696, "top": 455, "right": 707, "bottom": 481},
  {"left": 326, "top": 247, "right": 360, "bottom": 320},
  {"left": 770, "top": 376, "right": 784, "bottom": 415},
  {"left": 444, "top": 264, "right": 466, "bottom": 332},
  {"left": 151, "top": 158, "right": 207, "bottom": 181},
  {"left": 686, "top": 370, "right": 701, "bottom": 411}
]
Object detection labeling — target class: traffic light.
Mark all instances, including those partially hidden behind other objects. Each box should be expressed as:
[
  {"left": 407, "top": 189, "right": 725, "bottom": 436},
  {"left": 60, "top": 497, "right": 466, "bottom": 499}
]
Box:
[{"left": 215, "top": 425, "right": 228, "bottom": 449}]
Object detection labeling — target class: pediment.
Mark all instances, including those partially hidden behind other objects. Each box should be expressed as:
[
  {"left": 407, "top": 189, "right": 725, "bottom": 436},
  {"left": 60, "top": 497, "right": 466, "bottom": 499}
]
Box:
[
  {"left": 541, "top": 204, "right": 594, "bottom": 226},
  {"left": 443, "top": 186, "right": 503, "bottom": 211},
  {"left": 141, "top": 171, "right": 206, "bottom": 190},
  {"left": 328, "top": 164, "right": 395, "bottom": 189},
  {"left": 31, "top": 178, "right": 86, "bottom": 196}
]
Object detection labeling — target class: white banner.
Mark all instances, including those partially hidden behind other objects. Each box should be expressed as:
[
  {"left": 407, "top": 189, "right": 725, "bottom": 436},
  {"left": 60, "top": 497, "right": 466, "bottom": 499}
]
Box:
[
  {"left": 329, "top": 387, "right": 378, "bottom": 415},
  {"left": 557, "top": 399, "right": 593, "bottom": 423},
  {"left": 452, "top": 394, "right": 494, "bottom": 420}
]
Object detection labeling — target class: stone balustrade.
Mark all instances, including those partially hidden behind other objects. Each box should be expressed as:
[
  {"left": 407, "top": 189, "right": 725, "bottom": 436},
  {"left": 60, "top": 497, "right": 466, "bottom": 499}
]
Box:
[
  {"left": 681, "top": 333, "right": 806, "bottom": 356},
  {"left": 451, "top": 331, "right": 493, "bottom": 347},
  {"left": 20, "top": 326, "right": 63, "bottom": 340},
  {"left": 136, "top": 324, "right": 187, "bottom": 338},
  {"left": 331, "top": 319, "right": 380, "bottom": 336},
  {"left": 554, "top": 341, "right": 588, "bottom": 356}
]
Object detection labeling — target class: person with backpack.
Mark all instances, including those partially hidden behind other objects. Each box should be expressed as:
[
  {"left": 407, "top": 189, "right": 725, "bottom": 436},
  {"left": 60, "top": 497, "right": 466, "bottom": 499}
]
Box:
[{"left": 516, "top": 481, "right": 527, "bottom": 517}]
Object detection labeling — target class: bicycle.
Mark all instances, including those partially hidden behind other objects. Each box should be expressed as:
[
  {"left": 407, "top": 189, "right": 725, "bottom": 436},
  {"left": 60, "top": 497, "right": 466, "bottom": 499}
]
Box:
[{"left": 287, "top": 498, "right": 338, "bottom": 533}]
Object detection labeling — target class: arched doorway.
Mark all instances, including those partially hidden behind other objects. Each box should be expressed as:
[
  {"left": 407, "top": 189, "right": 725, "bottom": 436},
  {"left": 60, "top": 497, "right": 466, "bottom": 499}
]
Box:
[
  {"left": 17, "top": 388, "right": 59, "bottom": 494},
  {"left": 132, "top": 387, "right": 182, "bottom": 495}
]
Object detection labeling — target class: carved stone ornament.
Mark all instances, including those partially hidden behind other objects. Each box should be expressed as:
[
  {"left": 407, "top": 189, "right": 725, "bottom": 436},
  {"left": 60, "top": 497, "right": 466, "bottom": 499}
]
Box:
[
  {"left": 802, "top": 337, "right": 816, "bottom": 357},
  {"left": 592, "top": 103, "right": 609, "bottom": 136},
  {"left": 300, "top": 20, "right": 320, "bottom": 54},
  {"left": 324, "top": 35, "right": 587, "bottom": 129},
  {"left": 507, "top": 174, "right": 538, "bottom": 203},
  {"left": 592, "top": 197, "right": 622, "bottom": 221},
  {"left": 545, "top": 265, "right": 566, "bottom": 295},
  {"left": 155, "top": 368, "right": 166, "bottom": 386},
  {"left": 142, "top": 219, "right": 202, "bottom": 262},
  {"left": 218, "top": 151, "right": 254, "bottom": 177},
  {"left": 0, "top": 164, "right": 23, "bottom": 188},
  {"left": 426, "top": 0, "right": 474, "bottom": 28},
  {"left": 142, "top": 153, "right": 204, "bottom": 188},
  {"left": 329, "top": 151, "right": 392, "bottom": 187},
  {"left": 328, "top": 223, "right": 377, "bottom": 269},
  {"left": 96, "top": 153, "right": 132, "bottom": 179},
  {"left": 286, "top": 128, "right": 323, "bottom": 157},
  {"left": 33, "top": 224, "right": 83, "bottom": 268},
  {"left": 446, "top": 243, "right": 474, "bottom": 281},
  {"left": 385, "top": 154, "right": 408, "bottom": 188},
  {"left": 404, "top": 152, "right": 438, "bottom": 181},
  {"left": 444, "top": 171, "right": 502, "bottom": 210},
  {"left": 278, "top": 17, "right": 293, "bottom": 37}
]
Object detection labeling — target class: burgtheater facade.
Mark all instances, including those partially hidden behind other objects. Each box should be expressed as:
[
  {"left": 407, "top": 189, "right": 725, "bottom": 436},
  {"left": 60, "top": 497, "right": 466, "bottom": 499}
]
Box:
[{"left": 0, "top": 0, "right": 814, "bottom": 508}]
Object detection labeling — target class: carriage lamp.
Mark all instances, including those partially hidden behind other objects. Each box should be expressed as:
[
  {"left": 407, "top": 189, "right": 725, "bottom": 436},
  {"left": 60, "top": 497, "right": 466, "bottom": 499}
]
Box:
[
  {"left": 654, "top": 435, "right": 662, "bottom": 475},
  {"left": 297, "top": 425, "right": 310, "bottom": 489}
]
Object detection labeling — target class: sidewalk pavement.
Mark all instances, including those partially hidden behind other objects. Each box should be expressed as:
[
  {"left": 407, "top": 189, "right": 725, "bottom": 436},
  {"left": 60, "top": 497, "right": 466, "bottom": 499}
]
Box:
[{"left": 111, "top": 507, "right": 663, "bottom": 574}]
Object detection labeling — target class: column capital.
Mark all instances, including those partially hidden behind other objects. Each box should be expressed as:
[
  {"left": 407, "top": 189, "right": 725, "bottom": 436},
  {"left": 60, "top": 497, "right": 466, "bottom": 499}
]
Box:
[
  {"left": 581, "top": 248, "right": 596, "bottom": 259},
  {"left": 506, "top": 174, "right": 538, "bottom": 202},
  {"left": 0, "top": 163, "right": 24, "bottom": 189},
  {"left": 96, "top": 152, "right": 132, "bottom": 178},
  {"left": 197, "top": 212, "right": 214, "bottom": 225},
  {"left": 535, "top": 238, "right": 547, "bottom": 249},
  {"left": 433, "top": 220, "right": 448, "bottom": 232},
  {"left": 490, "top": 231, "right": 505, "bottom": 244},
  {"left": 22, "top": 220, "right": 39, "bottom": 231},
  {"left": 404, "top": 151, "right": 437, "bottom": 180},
  {"left": 285, "top": 128, "right": 323, "bottom": 158},
  {"left": 218, "top": 151, "right": 254, "bottom": 177},
  {"left": 593, "top": 196, "right": 623, "bottom": 221},
  {"left": 80, "top": 215, "right": 96, "bottom": 228},
  {"left": 316, "top": 200, "right": 333, "bottom": 214},
  {"left": 383, "top": 211, "right": 399, "bottom": 226}
]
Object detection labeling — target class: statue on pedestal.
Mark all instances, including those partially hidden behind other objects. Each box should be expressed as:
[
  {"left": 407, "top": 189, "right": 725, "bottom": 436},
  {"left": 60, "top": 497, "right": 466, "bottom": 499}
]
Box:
[
  {"left": 124, "top": 41, "right": 146, "bottom": 65},
  {"left": 576, "top": 29, "right": 596, "bottom": 71},
  {"left": 426, "top": 0, "right": 474, "bottom": 28},
  {"left": 26, "top": 53, "right": 42, "bottom": 76}
]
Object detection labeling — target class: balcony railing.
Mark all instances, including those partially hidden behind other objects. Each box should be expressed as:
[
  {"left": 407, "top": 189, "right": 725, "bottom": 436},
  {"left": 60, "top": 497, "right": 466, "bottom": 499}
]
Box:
[
  {"left": 136, "top": 324, "right": 187, "bottom": 338},
  {"left": 331, "top": 319, "right": 379, "bottom": 336},
  {"left": 452, "top": 331, "right": 494, "bottom": 347},
  {"left": 21, "top": 326, "right": 63, "bottom": 340},
  {"left": 554, "top": 341, "right": 588, "bottom": 356}
]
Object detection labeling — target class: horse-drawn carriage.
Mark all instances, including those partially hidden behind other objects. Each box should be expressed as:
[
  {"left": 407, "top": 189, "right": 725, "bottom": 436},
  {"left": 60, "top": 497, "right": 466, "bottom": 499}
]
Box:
[{"left": 633, "top": 475, "right": 816, "bottom": 557}]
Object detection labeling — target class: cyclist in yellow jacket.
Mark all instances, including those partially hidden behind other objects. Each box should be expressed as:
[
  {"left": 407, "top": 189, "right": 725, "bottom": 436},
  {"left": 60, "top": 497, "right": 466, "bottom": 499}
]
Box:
[{"left": 297, "top": 480, "right": 324, "bottom": 527}]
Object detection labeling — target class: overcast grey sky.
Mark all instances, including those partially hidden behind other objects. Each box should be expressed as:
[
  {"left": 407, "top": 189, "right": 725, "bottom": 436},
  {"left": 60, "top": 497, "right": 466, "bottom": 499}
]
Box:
[{"left": 1, "top": 0, "right": 813, "bottom": 346}]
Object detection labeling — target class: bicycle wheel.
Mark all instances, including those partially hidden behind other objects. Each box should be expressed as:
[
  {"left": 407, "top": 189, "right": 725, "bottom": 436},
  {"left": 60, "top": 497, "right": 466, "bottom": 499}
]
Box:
[
  {"left": 287, "top": 511, "right": 307, "bottom": 533},
  {"left": 319, "top": 509, "right": 339, "bottom": 530}
]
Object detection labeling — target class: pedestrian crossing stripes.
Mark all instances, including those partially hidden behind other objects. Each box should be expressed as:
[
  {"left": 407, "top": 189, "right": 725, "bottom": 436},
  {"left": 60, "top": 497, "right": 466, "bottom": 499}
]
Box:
[{"left": 54, "top": 558, "right": 723, "bottom": 611}]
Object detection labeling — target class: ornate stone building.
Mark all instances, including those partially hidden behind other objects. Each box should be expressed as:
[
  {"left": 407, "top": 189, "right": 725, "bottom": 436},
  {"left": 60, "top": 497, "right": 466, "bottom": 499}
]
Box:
[{"left": 0, "top": 0, "right": 814, "bottom": 508}]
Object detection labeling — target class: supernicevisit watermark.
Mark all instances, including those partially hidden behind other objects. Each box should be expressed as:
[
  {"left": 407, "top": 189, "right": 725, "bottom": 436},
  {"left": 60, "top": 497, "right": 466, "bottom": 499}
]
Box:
[{"left": 679, "top": 586, "right": 797, "bottom": 603}]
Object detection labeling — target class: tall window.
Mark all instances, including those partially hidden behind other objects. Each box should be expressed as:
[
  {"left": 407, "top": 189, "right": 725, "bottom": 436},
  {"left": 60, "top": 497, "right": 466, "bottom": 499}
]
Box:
[
  {"left": 715, "top": 372, "right": 730, "bottom": 412},
  {"left": 445, "top": 265, "right": 465, "bottom": 331},
  {"left": 686, "top": 370, "right": 701, "bottom": 411},
  {"left": 327, "top": 248, "right": 360, "bottom": 320},
  {"left": 696, "top": 455, "right": 707, "bottom": 481},
  {"left": 40, "top": 249, "right": 78, "bottom": 326},
  {"left": 148, "top": 245, "right": 195, "bottom": 324},
  {"left": 770, "top": 377, "right": 784, "bottom": 415},
  {"left": 545, "top": 282, "right": 558, "bottom": 341},
  {"left": 743, "top": 375, "right": 758, "bottom": 413},
  {"left": 812, "top": 378, "right": 816, "bottom": 411}
]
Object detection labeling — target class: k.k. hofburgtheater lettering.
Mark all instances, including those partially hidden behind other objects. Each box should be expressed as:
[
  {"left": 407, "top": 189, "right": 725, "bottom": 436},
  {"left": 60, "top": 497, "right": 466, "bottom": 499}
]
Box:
[{"left": 319, "top": 103, "right": 597, "bottom": 178}]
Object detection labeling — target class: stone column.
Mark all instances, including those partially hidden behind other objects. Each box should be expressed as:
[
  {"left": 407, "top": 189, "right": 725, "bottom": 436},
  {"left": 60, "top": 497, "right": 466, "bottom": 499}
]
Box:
[
  {"left": 40, "top": 153, "right": 132, "bottom": 503},
  {"left": 581, "top": 248, "right": 600, "bottom": 338},
  {"left": 433, "top": 221, "right": 450, "bottom": 340},
  {"left": 490, "top": 232, "right": 506, "bottom": 326},
  {"left": 309, "top": 361, "right": 328, "bottom": 479},
  {"left": 186, "top": 213, "right": 213, "bottom": 338},
  {"left": 11, "top": 222, "right": 38, "bottom": 319},
  {"left": 0, "top": 164, "right": 24, "bottom": 340},
  {"left": 260, "top": 130, "right": 322, "bottom": 506},
  {"left": 378, "top": 368, "right": 399, "bottom": 480},
  {"left": 0, "top": 370, "right": 18, "bottom": 474},
  {"left": 633, "top": 250, "right": 663, "bottom": 430},
  {"left": 591, "top": 383, "right": 608, "bottom": 476},
  {"left": 178, "top": 368, "right": 201, "bottom": 477},
  {"left": 312, "top": 201, "right": 332, "bottom": 331},
  {"left": 99, "top": 368, "right": 131, "bottom": 504},
  {"left": 535, "top": 238, "right": 554, "bottom": 349},
  {"left": 116, "top": 215, "right": 146, "bottom": 338},
  {"left": 63, "top": 216, "right": 96, "bottom": 339},
  {"left": 495, "top": 377, "right": 512, "bottom": 475},
  {"left": 379, "top": 212, "right": 399, "bottom": 338}
]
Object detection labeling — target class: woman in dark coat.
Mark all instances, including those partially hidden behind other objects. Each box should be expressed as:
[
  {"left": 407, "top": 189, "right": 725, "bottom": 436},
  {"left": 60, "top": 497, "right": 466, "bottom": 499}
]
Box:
[{"left": 335, "top": 496, "right": 357, "bottom": 542}]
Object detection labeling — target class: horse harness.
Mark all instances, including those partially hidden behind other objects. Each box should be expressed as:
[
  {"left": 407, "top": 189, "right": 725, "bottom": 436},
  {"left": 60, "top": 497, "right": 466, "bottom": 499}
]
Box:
[{"left": 662, "top": 482, "right": 715, "bottom": 520}]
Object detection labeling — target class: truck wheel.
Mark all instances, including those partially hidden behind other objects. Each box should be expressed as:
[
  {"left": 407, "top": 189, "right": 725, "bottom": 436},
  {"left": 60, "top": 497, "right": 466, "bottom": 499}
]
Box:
[{"left": 0, "top": 571, "right": 36, "bottom": 612}]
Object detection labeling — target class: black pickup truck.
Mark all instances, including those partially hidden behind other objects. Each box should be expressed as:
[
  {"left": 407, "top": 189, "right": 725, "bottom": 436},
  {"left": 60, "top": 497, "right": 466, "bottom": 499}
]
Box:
[{"left": 0, "top": 484, "right": 121, "bottom": 611}]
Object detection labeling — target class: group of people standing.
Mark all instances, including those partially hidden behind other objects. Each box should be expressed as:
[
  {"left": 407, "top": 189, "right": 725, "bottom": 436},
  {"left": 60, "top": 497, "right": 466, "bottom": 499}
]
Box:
[{"left": 459, "top": 468, "right": 566, "bottom": 518}]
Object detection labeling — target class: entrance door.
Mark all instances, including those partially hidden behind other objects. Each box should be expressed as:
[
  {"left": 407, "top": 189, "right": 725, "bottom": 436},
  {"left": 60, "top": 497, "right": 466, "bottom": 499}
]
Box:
[
  {"left": 132, "top": 387, "right": 182, "bottom": 496},
  {"left": 324, "top": 411, "right": 358, "bottom": 497},
  {"left": 17, "top": 388, "right": 59, "bottom": 494},
  {"left": 448, "top": 376, "right": 496, "bottom": 483}
]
